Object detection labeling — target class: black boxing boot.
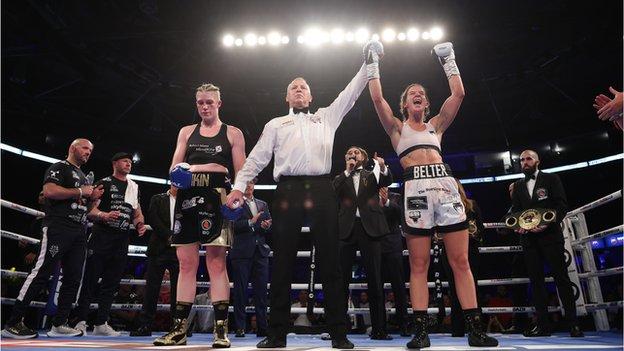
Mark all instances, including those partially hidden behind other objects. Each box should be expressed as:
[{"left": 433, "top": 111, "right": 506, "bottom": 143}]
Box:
[
  {"left": 463, "top": 308, "right": 498, "bottom": 347},
  {"left": 212, "top": 301, "right": 231, "bottom": 348},
  {"left": 154, "top": 302, "right": 192, "bottom": 346},
  {"left": 406, "top": 311, "right": 430, "bottom": 349}
]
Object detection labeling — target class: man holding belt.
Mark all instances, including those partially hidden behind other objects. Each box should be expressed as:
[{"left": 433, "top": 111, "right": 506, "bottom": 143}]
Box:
[
  {"left": 227, "top": 42, "right": 383, "bottom": 349},
  {"left": 510, "top": 149, "right": 583, "bottom": 337}
]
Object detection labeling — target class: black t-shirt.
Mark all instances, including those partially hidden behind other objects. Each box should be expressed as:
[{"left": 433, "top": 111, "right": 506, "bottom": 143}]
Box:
[
  {"left": 43, "top": 160, "right": 89, "bottom": 229},
  {"left": 93, "top": 176, "right": 139, "bottom": 233}
]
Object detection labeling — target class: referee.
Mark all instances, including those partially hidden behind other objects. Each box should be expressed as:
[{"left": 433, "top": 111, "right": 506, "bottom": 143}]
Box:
[{"left": 227, "top": 43, "right": 379, "bottom": 349}]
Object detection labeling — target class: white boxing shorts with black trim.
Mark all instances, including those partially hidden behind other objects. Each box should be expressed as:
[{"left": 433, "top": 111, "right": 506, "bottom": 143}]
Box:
[
  {"left": 171, "top": 172, "right": 233, "bottom": 247},
  {"left": 402, "top": 163, "right": 468, "bottom": 236}
]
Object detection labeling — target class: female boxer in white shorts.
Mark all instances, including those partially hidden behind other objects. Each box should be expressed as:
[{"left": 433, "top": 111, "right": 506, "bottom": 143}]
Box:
[{"left": 366, "top": 41, "right": 497, "bottom": 348}]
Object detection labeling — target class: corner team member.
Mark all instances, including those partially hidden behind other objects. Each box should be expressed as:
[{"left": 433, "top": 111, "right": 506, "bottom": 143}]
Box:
[
  {"left": 511, "top": 150, "right": 583, "bottom": 337},
  {"left": 333, "top": 147, "right": 393, "bottom": 340},
  {"left": 72, "top": 152, "right": 146, "bottom": 336},
  {"left": 226, "top": 42, "right": 379, "bottom": 349},
  {"left": 367, "top": 41, "right": 498, "bottom": 348},
  {"left": 154, "top": 83, "right": 246, "bottom": 347},
  {"left": 2, "top": 138, "right": 103, "bottom": 339}
]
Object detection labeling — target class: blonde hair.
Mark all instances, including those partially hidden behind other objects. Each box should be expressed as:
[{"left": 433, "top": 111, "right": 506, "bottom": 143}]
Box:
[
  {"left": 196, "top": 83, "right": 221, "bottom": 98},
  {"left": 399, "top": 83, "right": 430, "bottom": 121}
]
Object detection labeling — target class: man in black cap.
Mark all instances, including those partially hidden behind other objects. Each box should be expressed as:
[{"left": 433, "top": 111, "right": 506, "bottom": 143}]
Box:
[{"left": 72, "top": 152, "right": 146, "bottom": 336}]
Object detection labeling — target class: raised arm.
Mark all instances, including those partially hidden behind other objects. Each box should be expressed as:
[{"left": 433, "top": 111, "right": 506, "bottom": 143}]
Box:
[
  {"left": 324, "top": 63, "right": 368, "bottom": 130},
  {"left": 369, "top": 78, "right": 403, "bottom": 139},
  {"left": 429, "top": 42, "right": 465, "bottom": 135}
]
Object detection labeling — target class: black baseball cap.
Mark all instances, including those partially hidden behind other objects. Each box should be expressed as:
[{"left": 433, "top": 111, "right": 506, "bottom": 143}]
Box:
[{"left": 111, "top": 152, "right": 133, "bottom": 162}]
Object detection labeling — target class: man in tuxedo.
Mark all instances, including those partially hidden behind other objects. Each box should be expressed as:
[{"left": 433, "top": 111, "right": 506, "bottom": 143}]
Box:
[
  {"left": 333, "top": 147, "right": 393, "bottom": 340},
  {"left": 229, "top": 178, "right": 271, "bottom": 338},
  {"left": 379, "top": 187, "right": 410, "bottom": 337},
  {"left": 511, "top": 150, "right": 583, "bottom": 337},
  {"left": 131, "top": 186, "right": 180, "bottom": 336}
]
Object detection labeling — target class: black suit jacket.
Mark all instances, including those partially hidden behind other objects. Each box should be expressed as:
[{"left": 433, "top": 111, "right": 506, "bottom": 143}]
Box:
[
  {"left": 230, "top": 198, "right": 272, "bottom": 259},
  {"left": 146, "top": 192, "right": 176, "bottom": 258},
  {"left": 381, "top": 192, "right": 405, "bottom": 254},
  {"left": 511, "top": 171, "right": 568, "bottom": 246},
  {"left": 333, "top": 167, "right": 393, "bottom": 239}
]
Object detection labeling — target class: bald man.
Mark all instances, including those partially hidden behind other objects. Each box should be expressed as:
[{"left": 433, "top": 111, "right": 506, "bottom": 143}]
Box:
[
  {"left": 226, "top": 43, "right": 376, "bottom": 349},
  {"left": 2, "top": 139, "right": 104, "bottom": 339},
  {"left": 510, "top": 150, "right": 583, "bottom": 337}
]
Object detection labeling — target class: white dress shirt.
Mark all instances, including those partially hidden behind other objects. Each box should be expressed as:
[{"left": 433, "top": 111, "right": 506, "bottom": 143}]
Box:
[
  {"left": 168, "top": 191, "right": 176, "bottom": 231},
  {"left": 245, "top": 196, "right": 259, "bottom": 230},
  {"left": 233, "top": 64, "right": 368, "bottom": 193},
  {"left": 526, "top": 170, "right": 539, "bottom": 199}
]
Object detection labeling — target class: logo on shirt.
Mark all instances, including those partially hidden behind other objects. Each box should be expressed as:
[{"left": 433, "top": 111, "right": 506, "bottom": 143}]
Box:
[
  {"left": 49, "top": 170, "right": 60, "bottom": 180},
  {"left": 215, "top": 145, "right": 222, "bottom": 153},
  {"left": 72, "top": 171, "right": 80, "bottom": 180},
  {"left": 110, "top": 185, "right": 119, "bottom": 192},
  {"left": 49, "top": 245, "right": 59, "bottom": 258},
  {"left": 536, "top": 188, "right": 548, "bottom": 201}
]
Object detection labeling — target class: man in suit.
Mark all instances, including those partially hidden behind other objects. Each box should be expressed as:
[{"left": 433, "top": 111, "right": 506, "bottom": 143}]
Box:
[
  {"left": 333, "top": 147, "right": 393, "bottom": 340},
  {"left": 131, "top": 186, "right": 180, "bottom": 336},
  {"left": 511, "top": 150, "right": 583, "bottom": 337},
  {"left": 379, "top": 187, "right": 410, "bottom": 337},
  {"left": 229, "top": 178, "right": 271, "bottom": 338}
]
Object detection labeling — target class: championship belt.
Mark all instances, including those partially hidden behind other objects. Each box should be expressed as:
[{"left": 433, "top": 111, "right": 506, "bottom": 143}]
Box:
[{"left": 504, "top": 208, "right": 556, "bottom": 230}]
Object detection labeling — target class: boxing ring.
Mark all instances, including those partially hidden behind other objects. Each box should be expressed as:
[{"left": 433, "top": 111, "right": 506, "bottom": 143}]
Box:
[{"left": 1, "top": 189, "right": 622, "bottom": 350}]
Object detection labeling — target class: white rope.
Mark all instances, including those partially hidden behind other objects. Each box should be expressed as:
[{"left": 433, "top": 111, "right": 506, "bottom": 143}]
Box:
[
  {"left": 1, "top": 199, "right": 44, "bottom": 217},
  {"left": 565, "top": 190, "right": 622, "bottom": 218},
  {"left": 0, "top": 297, "right": 620, "bottom": 315}
]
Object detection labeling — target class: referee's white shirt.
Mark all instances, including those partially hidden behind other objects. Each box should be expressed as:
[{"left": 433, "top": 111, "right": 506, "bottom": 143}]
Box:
[{"left": 233, "top": 63, "right": 368, "bottom": 193}]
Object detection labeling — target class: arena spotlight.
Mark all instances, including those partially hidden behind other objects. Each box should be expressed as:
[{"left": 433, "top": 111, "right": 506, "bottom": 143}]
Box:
[
  {"left": 345, "top": 31, "right": 354, "bottom": 42},
  {"left": 222, "top": 34, "right": 235, "bottom": 47},
  {"left": 406, "top": 27, "right": 419, "bottom": 41},
  {"left": 371, "top": 33, "right": 380, "bottom": 41},
  {"left": 132, "top": 153, "right": 141, "bottom": 163},
  {"left": 297, "top": 35, "right": 305, "bottom": 44},
  {"left": 430, "top": 27, "right": 443, "bottom": 41},
  {"left": 303, "top": 28, "right": 327, "bottom": 47},
  {"left": 354, "top": 28, "right": 369, "bottom": 43},
  {"left": 234, "top": 38, "right": 243, "bottom": 46},
  {"left": 258, "top": 36, "right": 267, "bottom": 45},
  {"left": 267, "top": 31, "right": 281, "bottom": 46},
  {"left": 244, "top": 33, "right": 258, "bottom": 46},
  {"left": 421, "top": 31, "right": 431, "bottom": 40},
  {"left": 330, "top": 28, "right": 345, "bottom": 44},
  {"left": 281, "top": 35, "right": 290, "bottom": 44},
  {"left": 382, "top": 28, "right": 396, "bottom": 42},
  {"left": 397, "top": 32, "right": 406, "bottom": 41}
]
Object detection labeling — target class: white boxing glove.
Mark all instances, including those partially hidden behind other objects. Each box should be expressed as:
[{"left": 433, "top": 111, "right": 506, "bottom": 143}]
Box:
[
  {"left": 363, "top": 40, "right": 384, "bottom": 80},
  {"left": 433, "top": 42, "right": 460, "bottom": 79}
]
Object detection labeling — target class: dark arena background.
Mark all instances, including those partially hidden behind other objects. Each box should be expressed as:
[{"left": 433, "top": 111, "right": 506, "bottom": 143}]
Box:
[{"left": 1, "top": 1, "right": 622, "bottom": 350}]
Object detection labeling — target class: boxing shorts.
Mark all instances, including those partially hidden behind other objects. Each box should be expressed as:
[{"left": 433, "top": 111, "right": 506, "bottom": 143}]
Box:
[
  {"left": 402, "top": 163, "right": 467, "bottom": 236},
  {"left": 171, "top": 172, "right": 233, "bottom": 247}
]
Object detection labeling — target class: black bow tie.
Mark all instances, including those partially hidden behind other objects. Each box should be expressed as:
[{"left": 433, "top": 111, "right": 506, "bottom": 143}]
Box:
[
  {"left": 350, "top": 169, "right": 362, "bottom": 177},
  {"left": 525, "top": 174, "right": 536, "bottom": 181},
  {"left": 292, "top": 107, "right": 309, "bottom": 115}
]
